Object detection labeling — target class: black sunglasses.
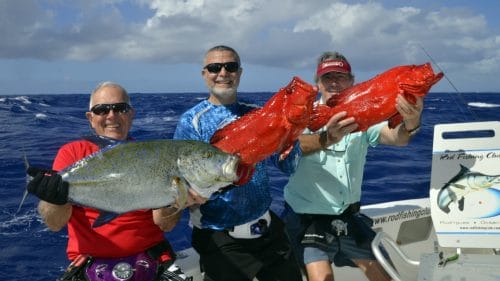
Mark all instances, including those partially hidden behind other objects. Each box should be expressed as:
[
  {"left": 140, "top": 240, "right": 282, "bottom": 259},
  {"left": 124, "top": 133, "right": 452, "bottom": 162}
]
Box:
[
  {"left": 204, "top": 62, "right": 240, "bottom": 73},
  {"left": 90, "top": 103, "right": 132, "bottom": 115}
]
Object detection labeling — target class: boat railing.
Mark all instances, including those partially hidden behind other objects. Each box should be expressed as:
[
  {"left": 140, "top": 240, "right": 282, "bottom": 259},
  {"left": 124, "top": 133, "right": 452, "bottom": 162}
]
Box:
[{"left": 371, "top": 231, "right": 420, "bottom": 281}]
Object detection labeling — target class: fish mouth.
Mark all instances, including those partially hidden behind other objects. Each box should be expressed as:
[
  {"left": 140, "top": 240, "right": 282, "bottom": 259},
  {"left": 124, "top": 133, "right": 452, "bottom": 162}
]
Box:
[{"left": 223, "top": 155, "right": 241, "bottom": 182}]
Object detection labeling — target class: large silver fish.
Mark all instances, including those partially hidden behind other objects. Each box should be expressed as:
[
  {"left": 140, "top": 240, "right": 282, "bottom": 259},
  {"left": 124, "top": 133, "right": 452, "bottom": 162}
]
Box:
[
  {"left": 437, "top": 164, "right": 500, "bottom": 213},
  {"left": 60, "top": 139, "right": 240, "bottom": 219}
]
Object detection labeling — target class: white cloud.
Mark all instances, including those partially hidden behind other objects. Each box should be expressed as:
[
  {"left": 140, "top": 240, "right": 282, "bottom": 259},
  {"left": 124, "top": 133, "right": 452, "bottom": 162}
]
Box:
[{"left": 0, "top": 0, "right": 499, "bottom": 92}]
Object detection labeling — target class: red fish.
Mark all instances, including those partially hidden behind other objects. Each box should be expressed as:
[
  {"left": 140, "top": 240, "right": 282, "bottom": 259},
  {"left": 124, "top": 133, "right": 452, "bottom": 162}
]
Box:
[
  {"left": 210, "top": 76, "right": 317, "bottom": 166},
  {"left": 308, "top": 63, "right": 444, "bottom": 132}
]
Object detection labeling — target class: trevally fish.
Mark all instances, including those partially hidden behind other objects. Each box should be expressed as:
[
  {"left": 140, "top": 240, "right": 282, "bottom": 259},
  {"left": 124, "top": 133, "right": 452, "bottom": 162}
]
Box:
[
  {"left": 437, "top": 164, "right": 500, "bottom": 213},
  {"left": 28, "top": 139, "right": 241, "bottom": 226}
]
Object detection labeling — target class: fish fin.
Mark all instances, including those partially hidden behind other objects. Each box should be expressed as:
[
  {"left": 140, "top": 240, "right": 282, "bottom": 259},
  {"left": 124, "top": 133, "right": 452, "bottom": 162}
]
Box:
[
  {"left": 92, "top": 211, "right": 121, "bottom": 228},
  {"left": 403, "top": 92, "right": 418, "bottom": 104},
  {"left": 172, "top": 176, "right": 189, "bottom": 210},
  {"left": 209, "top": 130, "right": 225, "bottom": 145},
  {"left": 308, "top": 104, "right": 332, "bottom": 132},
  {"left": 400, "top": 84, "right": 427, "bottom": 97},
  {"left": 449, "top": 183, "right": 467, "bottom": 190},
  {"left": 433, "top": 72, "right": 444, "bottom": 86},
  {"left": 458, "top": 197, "right": 465, "bottom": 211},
  {"left": 326, "top": 94, "right": 341, "bottom": 107},
  {"left": 82, "top": 135, "right": 124, "bottom": 148},
  {"left": 388, "top": 114, "right": 403, "bottom": 129},
  {"left": 446, "top": 165, "right": 471, "bottom": 185},
  {"left": 441, "top": 205, "right": 451, "bottom": 214},
  {"left": 279, "top": 143, "right": 295, "bottom": 161}
]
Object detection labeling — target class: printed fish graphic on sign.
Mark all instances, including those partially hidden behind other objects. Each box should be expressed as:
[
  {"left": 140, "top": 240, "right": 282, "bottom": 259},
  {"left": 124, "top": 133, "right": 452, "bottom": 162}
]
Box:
[
  {"left": 437, "top": 164, "right": 500, "bottom": 214},
  {"left": 26, "top": 139, "right": 243, "bottom": 226},
  {"left": 210, "top": 76, "right": 317, "bottom": 165},
  {"left": 308, "top": 63, "right": 444, "bottom": 132}
]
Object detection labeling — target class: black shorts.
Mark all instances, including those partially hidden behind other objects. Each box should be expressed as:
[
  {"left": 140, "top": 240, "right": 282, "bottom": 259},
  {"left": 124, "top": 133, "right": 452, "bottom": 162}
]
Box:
[
  {"left": 192, "top": 211, "right": 303, "bottom": 281},
  {"left": 284, "top": 203, "right": 377, "bottom": 267}
]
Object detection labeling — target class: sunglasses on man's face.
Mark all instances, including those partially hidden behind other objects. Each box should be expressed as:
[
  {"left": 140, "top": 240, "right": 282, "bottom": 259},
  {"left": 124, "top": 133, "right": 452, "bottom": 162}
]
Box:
[
  {"left": 204, "top": 62, "right": 240, "bottom": 74},
  {"left": 90, "top": 103, "right": 132, "bottom": 116}
]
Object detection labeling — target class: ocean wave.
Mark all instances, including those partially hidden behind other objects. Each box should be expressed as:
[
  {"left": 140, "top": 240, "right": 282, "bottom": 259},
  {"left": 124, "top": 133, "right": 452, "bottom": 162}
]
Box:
[
  {"left": 162, "top": 116, "right": 178, "bottom": 122},
  {"left": 12, "top": 96, "right": 32, "bottom": 104},
  {"left": 0, "top": 209, "right": 40, "bottom": 237},
  {"left": 35, "top": 113, "right": 48, "bottom": 119},
  {"left": 11, "top": 104, "right": 31, "bottom": 113},
  {"left": 468, "top": 102, "right": 500, "bottom": 108}
]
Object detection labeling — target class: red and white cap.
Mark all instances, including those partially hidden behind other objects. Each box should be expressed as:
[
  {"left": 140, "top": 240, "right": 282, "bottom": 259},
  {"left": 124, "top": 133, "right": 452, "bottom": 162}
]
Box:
[{"left": 316, "top": 59, "right": 351, "bottom": 77}]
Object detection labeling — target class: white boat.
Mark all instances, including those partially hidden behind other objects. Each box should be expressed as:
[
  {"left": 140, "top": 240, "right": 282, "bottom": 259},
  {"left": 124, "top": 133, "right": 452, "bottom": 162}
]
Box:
[
  {"left": 174, "top": 197, "right": 499, "bottom": 281},
  {"left": 174, "top": 198, "right": 433, "bottom": 280},
  {"left": 175, "top": 121, "right": 500, "bottom": 281}
]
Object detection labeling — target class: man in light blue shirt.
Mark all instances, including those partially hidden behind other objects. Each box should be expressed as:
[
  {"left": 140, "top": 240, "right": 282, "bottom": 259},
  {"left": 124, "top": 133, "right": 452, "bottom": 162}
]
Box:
[{"left": 284, "top": 51, "right": 424, "bottom": 281}]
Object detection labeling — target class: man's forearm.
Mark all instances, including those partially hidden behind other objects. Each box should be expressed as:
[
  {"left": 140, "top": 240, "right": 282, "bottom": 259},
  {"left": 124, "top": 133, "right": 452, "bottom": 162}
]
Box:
[{"left": 38, "top": 201, "right": 72, "bottom": 231}]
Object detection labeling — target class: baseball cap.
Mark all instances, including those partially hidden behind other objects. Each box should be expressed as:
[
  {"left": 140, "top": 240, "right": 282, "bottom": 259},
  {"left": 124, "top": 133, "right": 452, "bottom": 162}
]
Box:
[{"left": 316, "top": 59, "right": 351, "bottom": 77}]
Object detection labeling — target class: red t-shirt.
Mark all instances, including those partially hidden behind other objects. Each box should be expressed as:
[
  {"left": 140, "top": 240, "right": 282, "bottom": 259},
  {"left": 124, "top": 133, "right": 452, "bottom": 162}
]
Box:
[{"left": 53, "top": 139, "right": 171, "bottom": 260}]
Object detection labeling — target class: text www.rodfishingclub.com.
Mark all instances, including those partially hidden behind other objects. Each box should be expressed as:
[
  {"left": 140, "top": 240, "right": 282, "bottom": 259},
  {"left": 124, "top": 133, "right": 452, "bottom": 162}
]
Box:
[{"left": 372, "top": 208, "right": 431, "bottom": 225}]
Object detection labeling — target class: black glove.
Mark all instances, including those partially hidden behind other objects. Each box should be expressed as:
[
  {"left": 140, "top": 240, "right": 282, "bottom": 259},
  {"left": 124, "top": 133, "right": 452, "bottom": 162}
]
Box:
[{"left": 27, "top": 167, "right": 69, "bottom": 205}]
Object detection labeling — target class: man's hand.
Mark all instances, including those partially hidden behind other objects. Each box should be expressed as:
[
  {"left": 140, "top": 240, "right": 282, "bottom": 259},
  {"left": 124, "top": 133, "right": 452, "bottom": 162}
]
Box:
[
  {"left": 395, "top": 94, "right": 423, "bottom": 130},
  {"left": 322, "top": 111, "right": 358, "bottom": 147},
  {"left": 185, "top": 188, "right": 209, "bottom": 206},
  {"left": 27, "top": 167, "right": 69, "bottom": 205}
]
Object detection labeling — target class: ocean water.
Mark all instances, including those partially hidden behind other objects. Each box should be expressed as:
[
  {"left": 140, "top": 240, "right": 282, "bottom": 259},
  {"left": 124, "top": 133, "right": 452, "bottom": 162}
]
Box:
[{"left": 0, "top": 91, "right": 498, "bottom": 280}]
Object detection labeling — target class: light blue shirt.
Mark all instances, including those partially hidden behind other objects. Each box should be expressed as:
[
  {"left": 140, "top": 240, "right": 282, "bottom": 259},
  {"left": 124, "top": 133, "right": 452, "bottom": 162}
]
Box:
[{"left": 284, "top": 122, "right": 385, "bottom": 215}]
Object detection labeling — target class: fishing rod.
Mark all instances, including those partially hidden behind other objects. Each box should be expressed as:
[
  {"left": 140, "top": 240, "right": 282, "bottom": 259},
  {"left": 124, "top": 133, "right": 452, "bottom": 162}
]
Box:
[{"left": 416, "top": 42, "right": 480, "bottom": 122}]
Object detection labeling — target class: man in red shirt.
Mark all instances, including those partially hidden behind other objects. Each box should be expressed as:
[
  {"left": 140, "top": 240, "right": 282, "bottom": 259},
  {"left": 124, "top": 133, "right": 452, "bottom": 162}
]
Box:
[{"left": 27, "top": 82, "right": 192, "bottom": 281}]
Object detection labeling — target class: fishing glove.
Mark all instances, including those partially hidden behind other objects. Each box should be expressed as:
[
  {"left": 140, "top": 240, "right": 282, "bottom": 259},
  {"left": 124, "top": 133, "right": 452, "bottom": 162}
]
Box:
[{"left": 27, "top": 167, "right": 69, "bottom": 205}]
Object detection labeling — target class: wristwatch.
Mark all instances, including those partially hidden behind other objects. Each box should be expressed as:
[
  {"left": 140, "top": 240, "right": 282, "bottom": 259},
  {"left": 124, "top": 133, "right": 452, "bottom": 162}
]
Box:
[{"left": 403, "top": 123, "right": 420, "bottom": 136}]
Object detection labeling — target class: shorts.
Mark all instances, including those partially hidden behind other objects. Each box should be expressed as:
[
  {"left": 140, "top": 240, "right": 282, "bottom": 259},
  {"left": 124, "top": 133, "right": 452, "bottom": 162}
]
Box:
[
  {"left": 191, "top": 211, "right": 302, "bottom": 281},
  {"left": 284, "top": 203, "right": 377, "bottom": 267}
]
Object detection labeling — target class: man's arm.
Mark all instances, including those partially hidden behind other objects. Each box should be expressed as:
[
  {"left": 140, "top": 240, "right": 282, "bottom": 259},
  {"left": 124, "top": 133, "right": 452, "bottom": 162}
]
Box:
[
  {"left": 299, "top": 111, "right": 357, "bottom": 154},
  {"left": 27, "top": 166, "right": 71, "bottom": 231},
  {"left": 379, "top": 94, "right": 423, "bottom": 146},
  {"left": 38, "top": 201, "right": 72, "bottom": 231},
  {"left": 152, "top": 207, "right": 183, "bottom": 232}
]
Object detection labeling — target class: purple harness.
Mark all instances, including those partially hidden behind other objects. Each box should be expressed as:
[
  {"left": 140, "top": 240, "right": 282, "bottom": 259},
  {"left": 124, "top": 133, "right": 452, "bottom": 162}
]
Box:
[{"left": 84, "top": 252, "right": 158, "bottom": 281}]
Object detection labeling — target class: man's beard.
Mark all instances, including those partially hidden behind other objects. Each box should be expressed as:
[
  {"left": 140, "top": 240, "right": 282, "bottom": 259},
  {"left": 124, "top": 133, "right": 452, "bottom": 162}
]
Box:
[{"left": 211, "top": 86, "right": 237, "bottom": 100}]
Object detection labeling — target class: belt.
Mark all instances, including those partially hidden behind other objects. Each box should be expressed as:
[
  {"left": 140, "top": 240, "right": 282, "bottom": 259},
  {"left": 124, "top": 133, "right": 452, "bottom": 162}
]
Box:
[
  {"left": 300, "top": 202, "right": 361, "bottom": 224},
  {"left": 227, "top": 211, "right": 271, "bottom": 239},
  {"left": 341, "top": 202, "right": 361, "bottom": 217}
]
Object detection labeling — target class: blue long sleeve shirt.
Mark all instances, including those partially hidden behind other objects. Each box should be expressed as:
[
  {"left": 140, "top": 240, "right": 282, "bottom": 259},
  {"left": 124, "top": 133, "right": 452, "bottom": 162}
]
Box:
[{"left": 174, "top": 99, "right": 300, "bottom": 230}]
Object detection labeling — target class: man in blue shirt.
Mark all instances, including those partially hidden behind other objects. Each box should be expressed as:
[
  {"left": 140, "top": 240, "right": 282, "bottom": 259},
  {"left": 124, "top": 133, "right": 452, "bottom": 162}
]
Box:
[
  {"left": 174, "top": 45, "right": 303, "bottom": 281},
  {"left": 284, "top": 51, "right": 424, "bottom": 281}
]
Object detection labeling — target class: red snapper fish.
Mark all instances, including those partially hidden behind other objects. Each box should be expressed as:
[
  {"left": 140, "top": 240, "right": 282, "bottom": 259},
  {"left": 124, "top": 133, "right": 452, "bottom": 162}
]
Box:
[
  {"left": 210, "top": 76, "right": 317, "bottom": 165},
  {"left": 308, "top": 63, "right": 444, "bottom": 132}
]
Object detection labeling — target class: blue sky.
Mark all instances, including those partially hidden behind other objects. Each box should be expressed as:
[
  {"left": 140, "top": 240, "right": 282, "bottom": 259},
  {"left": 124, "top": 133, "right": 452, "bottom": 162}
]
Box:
[{"left": 1, "top": 0, "right": 499, "bottom": 95}]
